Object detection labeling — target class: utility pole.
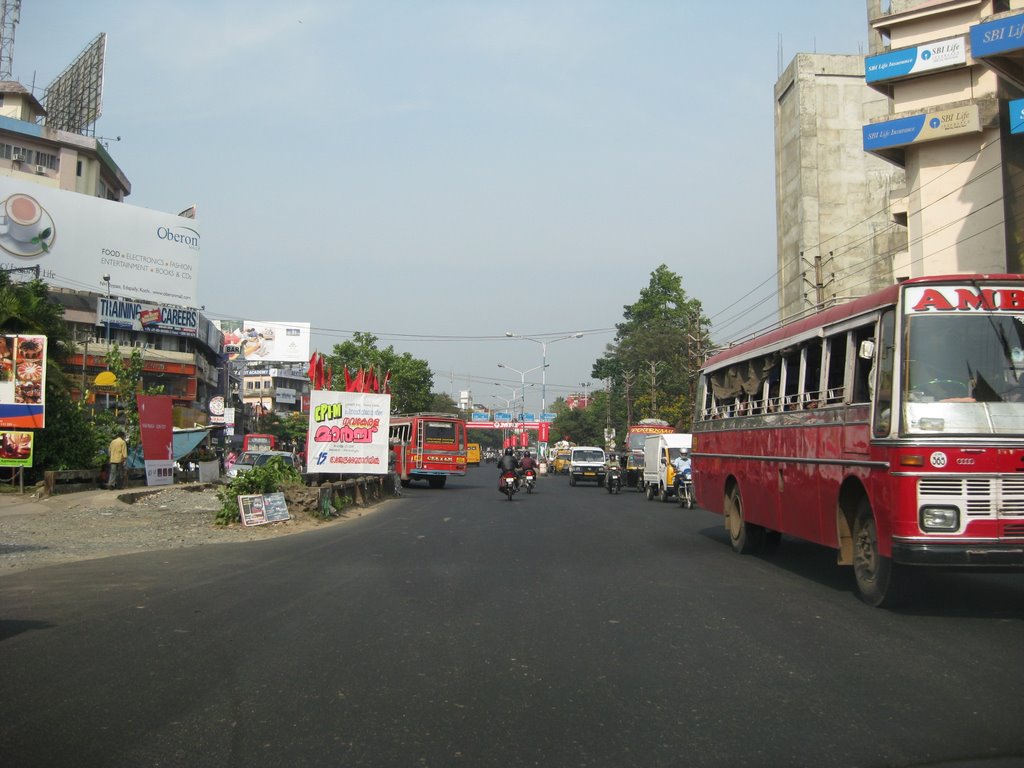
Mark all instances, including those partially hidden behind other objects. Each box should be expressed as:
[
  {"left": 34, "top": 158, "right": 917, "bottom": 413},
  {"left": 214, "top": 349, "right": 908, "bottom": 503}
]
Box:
[
  {"left": 623, "top": 369, "right": 635, "bottom": 427},
  {"left": 646, "top": 361, "right": 662, "bottom": 416}
]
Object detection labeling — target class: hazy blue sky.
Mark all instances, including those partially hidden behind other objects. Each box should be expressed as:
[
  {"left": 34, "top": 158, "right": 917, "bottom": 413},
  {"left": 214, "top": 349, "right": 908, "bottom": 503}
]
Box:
[{"left": 15, "top": 1, "right": 870, "bottom": 412}]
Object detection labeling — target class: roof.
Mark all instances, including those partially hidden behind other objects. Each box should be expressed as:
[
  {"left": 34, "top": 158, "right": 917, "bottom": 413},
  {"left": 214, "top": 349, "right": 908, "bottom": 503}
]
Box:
[{"left": 0, "top": 81, "right": 46, "bottom": 116}]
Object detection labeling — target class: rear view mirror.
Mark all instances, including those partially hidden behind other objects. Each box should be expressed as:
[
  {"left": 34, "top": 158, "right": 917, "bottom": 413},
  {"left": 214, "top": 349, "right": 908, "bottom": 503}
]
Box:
[{"left": 859, "top": 339, "right": 876, "bottom": 360}]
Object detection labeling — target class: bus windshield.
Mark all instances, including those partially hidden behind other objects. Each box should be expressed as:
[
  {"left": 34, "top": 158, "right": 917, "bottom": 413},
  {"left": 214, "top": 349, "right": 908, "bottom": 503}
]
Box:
[{"left": 903, "top": 312, "right": 1024, "bottom": 435}]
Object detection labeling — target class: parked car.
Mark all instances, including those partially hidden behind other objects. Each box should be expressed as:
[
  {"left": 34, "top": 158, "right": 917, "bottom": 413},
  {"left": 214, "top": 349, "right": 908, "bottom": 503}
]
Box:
[{"left": 225, "top": 450, "right": 297, "bottom": 479}]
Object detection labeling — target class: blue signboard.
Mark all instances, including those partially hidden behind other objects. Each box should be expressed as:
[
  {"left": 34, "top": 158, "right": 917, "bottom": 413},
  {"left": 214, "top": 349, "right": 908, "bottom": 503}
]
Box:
[
  {"left": 863, "top": 105, "right": 979, "bottom": 152},
  {"left": 865, "top": 38, "right": 965, "bottom": 83},
  {"left": 494, "top": 411, "right": 512, "bottom": 421},
  {"left": 863, "top": 114, "right": 927, "bottom": 150},
  {"left": 1011, "top": 99, "right": 1024, "bottom": 135},
  {"left": 471, "top": 411, "right": 489, "bottom": 422},
  {"left": 521, "top": 412, "right": 536, "bottom": 422},
  {"left": 970, "top": 12, "right": 1024, "bottom": 58},
  {"left": 540, "top": 412, "right": 557, "bottom": 422}
]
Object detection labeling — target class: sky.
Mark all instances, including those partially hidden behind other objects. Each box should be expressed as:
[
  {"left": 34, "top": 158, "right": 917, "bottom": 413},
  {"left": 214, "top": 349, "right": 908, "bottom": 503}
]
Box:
[{"left": 13, "top": 1, "right": 870, "bottom": 414}]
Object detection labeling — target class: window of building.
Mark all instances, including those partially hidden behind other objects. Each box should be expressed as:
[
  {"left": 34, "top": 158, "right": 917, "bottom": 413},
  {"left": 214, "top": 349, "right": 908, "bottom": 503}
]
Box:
[
  {"left": 76, "top": 159, "right": 82, "bottom": 176},
  {"left": 36, "top": 151, "right": 58, "bottom": 170}
]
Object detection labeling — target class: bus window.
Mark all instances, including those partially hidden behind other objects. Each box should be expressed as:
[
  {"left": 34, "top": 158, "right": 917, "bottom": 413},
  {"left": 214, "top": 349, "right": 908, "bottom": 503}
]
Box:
[
  {"left": 803, "top": 339, "right": 824, "bottom": 407},
  {"left": 873, "top": 310, "right": 896, "bottom": 436},
  {"left": 825, "top": 333, "right": 848, "bottom": 403},
  {"left": 852, "top": 325, "right": 876, "bottom": 403}
]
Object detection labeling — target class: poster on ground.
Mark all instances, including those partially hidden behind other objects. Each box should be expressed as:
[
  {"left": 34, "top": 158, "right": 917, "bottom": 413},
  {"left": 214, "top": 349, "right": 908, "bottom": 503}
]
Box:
[
  {"left": 306, "top": 391, "right": 391, "bottom": 475},
  {"left": 137, "top": 395, "right": 174, "bottom": 486}
]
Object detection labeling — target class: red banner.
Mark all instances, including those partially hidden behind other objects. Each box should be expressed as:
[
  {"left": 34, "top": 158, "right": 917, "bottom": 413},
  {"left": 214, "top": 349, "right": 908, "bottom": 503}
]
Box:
[{"left": 136, "top": 395, "right": 174, "bottom": 460}]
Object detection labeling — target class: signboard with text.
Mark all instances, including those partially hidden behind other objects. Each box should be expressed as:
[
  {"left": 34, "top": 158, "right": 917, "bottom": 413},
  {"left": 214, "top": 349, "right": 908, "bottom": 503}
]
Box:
[
  {"left": 97, "top": 297, "right": 198, "bottom": 336},
  {"left": 0, "top": 430, "right": 33, "bottom": 466},
  {"left": 137, "top": 395, "right": 174, "bottom": 486},
  {"left": 305, "top": 391, "right": 391, "bottom": 474},
  {"left": 0, "top": 178, "right": 199, "bottom": 306},
  {"left": 0, "top": 335, "right": 46, "bottom": 429}
]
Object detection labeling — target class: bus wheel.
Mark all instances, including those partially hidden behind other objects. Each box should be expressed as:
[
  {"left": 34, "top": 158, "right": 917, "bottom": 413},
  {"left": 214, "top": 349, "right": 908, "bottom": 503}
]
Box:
[
  {"left": 853, "top": 500, "right": 910, "bottom": 608},
  {"left": 428, "top": 477, "right": 446, "bottom": 489},
  {"left": 725, "top": 486, "right": 765, "bottom": 554}
]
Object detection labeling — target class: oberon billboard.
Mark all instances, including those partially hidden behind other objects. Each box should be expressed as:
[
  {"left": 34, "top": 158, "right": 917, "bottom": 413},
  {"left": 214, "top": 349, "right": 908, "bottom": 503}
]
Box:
[{"left": 0, "top": 178, "right": 199, "bottom": 306}]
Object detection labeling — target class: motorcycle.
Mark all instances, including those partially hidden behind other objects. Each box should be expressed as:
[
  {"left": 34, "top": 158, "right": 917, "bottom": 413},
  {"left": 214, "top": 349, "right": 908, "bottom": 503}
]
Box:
[
  {"left": 500, "top": 470, "right": 519, "bottom": 501},
  {"left": 676, "top": 467, "right": 694, "bottom": 509},
  {"left": 606, "top": 465, "right": 622, "bottom": 494},
  {"left": 523, "top": 468, "right": 537, "bottom": 494}
]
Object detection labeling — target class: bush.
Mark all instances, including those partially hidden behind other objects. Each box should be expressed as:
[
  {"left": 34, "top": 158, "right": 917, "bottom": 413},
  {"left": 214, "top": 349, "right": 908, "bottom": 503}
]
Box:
[{"left": 215, "top": 456, "right": 301, "bottom": 525}]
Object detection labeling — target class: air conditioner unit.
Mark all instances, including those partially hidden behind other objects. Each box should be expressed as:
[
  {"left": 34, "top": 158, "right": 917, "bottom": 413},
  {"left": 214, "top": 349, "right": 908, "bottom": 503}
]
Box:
[
  {"left": 34, "top": 165, "right": 46, "bottom": 174},
  {"left": 11, "top": 152, "right": 24, "bottom": 162},
  {"left": 133, "top": 340, "right": 144, "bottom": 348}
]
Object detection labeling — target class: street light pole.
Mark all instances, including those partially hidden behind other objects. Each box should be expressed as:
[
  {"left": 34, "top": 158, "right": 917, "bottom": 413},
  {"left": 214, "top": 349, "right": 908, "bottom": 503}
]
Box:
[
  {"left": 505, "top": 332, "right": 582, "bottom": 412},
  {"left": 102, "top": 274, "right": 111, "bottom": 409},
  {"left": 497, "top": 362, "right": 545, "bottom": 417}
]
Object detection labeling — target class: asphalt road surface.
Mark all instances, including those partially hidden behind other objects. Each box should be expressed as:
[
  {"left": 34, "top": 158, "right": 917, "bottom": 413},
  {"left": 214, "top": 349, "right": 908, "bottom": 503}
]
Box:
[{"left": 2, "top": 467, "right": 1023, "bottom": 768}]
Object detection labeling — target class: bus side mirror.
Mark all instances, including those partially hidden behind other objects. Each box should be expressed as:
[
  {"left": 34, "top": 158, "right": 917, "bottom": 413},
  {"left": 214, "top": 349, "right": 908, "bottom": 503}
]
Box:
[{"left": 858, "top": 340, "right": 875, "bottom": 360}]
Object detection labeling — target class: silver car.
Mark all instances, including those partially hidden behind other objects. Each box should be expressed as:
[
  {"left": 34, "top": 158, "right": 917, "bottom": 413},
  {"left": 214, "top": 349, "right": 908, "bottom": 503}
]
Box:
[{"left": 226, "top": 450, "right": 297, "bottom": 479}]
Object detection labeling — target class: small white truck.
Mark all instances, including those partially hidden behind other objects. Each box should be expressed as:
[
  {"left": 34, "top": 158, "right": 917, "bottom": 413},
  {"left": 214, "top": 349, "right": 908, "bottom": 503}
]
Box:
[{"left": 642, "top": 433, "right": 692, "bottom": 502}]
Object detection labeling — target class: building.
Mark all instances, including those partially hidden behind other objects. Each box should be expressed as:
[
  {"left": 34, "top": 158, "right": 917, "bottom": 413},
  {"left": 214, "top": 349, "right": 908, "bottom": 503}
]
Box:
[
  {"left": 774, "top": 53, "right": 908, "bottom": 324},
  {"left": 864, "top": 0, "right": 1024, "bottom": 278},
  {"left": 0, "top": 69, "right": 220, "bottom": 426},
  {"left": 238, "top": 365, "right": 310, "bottom": 421}
]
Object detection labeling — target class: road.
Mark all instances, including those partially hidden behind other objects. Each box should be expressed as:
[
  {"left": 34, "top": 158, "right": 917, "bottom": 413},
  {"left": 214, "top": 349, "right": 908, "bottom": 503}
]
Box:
[{"left": 2, "top": 467, "right": 1023, "bottom": 768}]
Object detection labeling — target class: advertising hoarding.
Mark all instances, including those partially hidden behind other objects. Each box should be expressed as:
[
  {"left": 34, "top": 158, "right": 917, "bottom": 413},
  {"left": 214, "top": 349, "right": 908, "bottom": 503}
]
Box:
[
  {"left": 0, "top": 335, "right": 46, "bottom": 429},
  {"left": 137, "top": 395, "right": 174, "bottom": 486},
  {"left": 218, "top": 319, "right": 311, "bottom": 363},
  {"left": 0, "top": 430, "right": 34, "bottom": 466},
  {"left": 865, "top": 37, "right": 966, "bottom": 83},
  {"left": 97, "top": 297, "right": 199, "bottom": 336},
  {"left": 0, "top": 178, "right": 199, "bottom": 306},
  {"left": 306, "top": 391, "right": 391, "bottom": 475},
  {"left": 863, "top": 104, "right": 981, "bottom": 151}
]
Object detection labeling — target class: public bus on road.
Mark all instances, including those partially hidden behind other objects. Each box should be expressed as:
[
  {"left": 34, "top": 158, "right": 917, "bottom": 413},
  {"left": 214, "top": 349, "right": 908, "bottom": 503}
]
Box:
[
  {"left": 693, "top": 274, "right": 1024, "bottom": 606},
  {"left": 242, "top": 433, "right": 276, "bottom": 452},
  {"left": 389, "top": 413, "right": 467, "bottom": 488}
]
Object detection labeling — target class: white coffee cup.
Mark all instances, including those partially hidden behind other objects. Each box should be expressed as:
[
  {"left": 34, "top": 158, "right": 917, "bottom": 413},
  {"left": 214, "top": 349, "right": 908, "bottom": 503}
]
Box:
[{"left": 1, "top": 194, "right": 43, "bottom": 243}]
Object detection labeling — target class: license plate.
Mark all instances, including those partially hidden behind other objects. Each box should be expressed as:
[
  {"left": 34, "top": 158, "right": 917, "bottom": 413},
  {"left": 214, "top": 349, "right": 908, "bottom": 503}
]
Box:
[{"left": 584, "top": 472, "right": 595, "bottom": 476}]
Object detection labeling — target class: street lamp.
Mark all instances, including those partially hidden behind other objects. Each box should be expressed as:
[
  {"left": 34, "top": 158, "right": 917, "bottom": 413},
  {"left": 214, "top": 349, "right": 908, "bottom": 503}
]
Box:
[
  {"left": 102, "top": 274, "right": 111, "bottom": 408},
  {"left": 505, "top": 331, "right": 582, "bottom": 412},
  {"left": 497, "top": 363, "right": 545, "bottom": 417},
  {"left": 580, "top": 381, "right": 591, "bottom": 408}
]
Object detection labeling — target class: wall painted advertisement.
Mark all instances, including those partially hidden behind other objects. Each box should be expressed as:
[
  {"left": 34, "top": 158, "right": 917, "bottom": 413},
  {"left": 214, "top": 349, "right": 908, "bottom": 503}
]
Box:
[
  {"left": 305, "top": 391, "right": 391, "bottom": 475},
  {"left": 217, "top": 319, "right": 311, "bottom": 363},
  {"left": 0, "top": 335, "right": 46, "bottom": 429},
  {"left": 0, "top": 178, "right": 199, "bottom": 306}
]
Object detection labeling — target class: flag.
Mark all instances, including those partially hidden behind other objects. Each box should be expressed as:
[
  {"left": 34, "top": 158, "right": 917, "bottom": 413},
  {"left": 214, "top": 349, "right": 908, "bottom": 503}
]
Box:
[
  {"left": 307, "top": 352, "right": 318, "bottom": 385},
  {"left": 326, "top": 365, "right": 333, "bottom": 390}
]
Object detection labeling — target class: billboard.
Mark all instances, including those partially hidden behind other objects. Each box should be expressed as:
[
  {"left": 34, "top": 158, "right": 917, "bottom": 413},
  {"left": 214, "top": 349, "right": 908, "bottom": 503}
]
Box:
[
  {"left": 0, "top": 431, "right": 34, "bottom": 467},
  {"left": 97, "top": 297, "right": 199, "bottom": 336},
  {"left": 0, "top": 335, "right": 46, "bottom": 429},
  {"left": 865, "top": 37, "right": 966, "bottom": 83},
  {"left": 306, "top": 391, "right": 391, "bottom": 475},
  {"left": 0, "top": 178, "right": 199, "bottom": 306},
  {"left": 218, "top": 320, "right": 310, "bottom": 363}
]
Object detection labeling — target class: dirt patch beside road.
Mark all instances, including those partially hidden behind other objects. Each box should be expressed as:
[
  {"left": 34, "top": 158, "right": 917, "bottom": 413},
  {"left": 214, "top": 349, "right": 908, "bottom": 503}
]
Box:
[{"left": 0, "top": 484, "right": 382, "bottom": 575}]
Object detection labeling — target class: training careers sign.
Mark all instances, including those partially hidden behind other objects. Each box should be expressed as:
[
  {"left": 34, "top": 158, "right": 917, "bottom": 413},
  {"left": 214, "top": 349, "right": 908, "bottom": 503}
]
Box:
[{"left": 306, "top": 391, "right": 391, "bottom": 475}]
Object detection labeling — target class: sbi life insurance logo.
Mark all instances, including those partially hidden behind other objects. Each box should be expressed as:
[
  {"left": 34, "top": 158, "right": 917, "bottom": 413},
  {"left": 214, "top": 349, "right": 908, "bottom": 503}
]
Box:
[{"left": 929, "top": 116, "right": 942, "bottom": 129}]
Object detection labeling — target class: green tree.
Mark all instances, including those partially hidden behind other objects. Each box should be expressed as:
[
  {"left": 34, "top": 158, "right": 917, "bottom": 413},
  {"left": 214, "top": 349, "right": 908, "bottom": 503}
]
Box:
[
  {"left": 593, "top": 265, "right": 710, "bottom": 430},
  {"left": 324, "top": 332, "right": 436, "bottom": 413},
  {"left": 0, "top": 275, "right": 98, "bottom": 477}
]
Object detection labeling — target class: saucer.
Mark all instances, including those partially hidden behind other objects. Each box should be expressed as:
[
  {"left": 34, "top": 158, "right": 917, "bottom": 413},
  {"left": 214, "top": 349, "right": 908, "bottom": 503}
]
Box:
[{"left": 0, "top": 204, "right": 55, "bottom": 258}]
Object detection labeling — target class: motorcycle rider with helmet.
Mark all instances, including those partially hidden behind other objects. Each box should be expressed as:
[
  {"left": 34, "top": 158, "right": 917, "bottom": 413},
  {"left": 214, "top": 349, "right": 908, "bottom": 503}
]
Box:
[{"left": 497, "top": 448, "right": 520, "bottom": 491}]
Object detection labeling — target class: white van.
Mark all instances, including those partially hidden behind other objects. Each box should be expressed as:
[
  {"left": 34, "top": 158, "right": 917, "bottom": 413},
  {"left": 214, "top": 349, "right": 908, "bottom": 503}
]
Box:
[
  {"left": 569, "top": 446, "right": 607, "bottom": 486},
  {"left": 642, "top": 433, "right": 692, "bottom": 502}
]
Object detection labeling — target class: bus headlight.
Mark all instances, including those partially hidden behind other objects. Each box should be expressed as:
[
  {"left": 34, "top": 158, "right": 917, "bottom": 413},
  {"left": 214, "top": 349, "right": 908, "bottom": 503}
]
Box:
[{"left": 920, "top": 505, "right": 959, "bottom": 532}]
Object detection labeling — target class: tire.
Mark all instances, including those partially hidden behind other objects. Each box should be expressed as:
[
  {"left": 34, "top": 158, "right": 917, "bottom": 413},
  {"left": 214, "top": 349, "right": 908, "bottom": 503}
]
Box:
[
  {"left": 569, "top": 474, "right": 577, "bottom": 487},
  {"left": 725, "top": 485, "right": 765, "bottom": 554},
  {"left": 527, "top": 483, "right": 533, "bottom": 494},
  {"left": 400, "top": 479, "right": 411, "bottom": 488},
  {"left": 853, "top": 499, "right": 911, "bottom": 608},
  {"left": 659, "top": 483, "right": 671, "bottom": 503},
  {"left": 645, "top": 483, "right": 655, "bottom": 501}
]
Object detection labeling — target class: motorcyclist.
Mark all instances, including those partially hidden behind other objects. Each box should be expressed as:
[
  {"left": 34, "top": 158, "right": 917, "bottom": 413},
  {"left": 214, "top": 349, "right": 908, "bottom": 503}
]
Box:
[
  {"left": 519, "top": 451, "right": 538, "bottom": 474},
  {"left": 497, "top": 448, "right": 520, "bottom": 490},
  {"left": 672, "top": 448, "right": 692, "bottom": 494}
]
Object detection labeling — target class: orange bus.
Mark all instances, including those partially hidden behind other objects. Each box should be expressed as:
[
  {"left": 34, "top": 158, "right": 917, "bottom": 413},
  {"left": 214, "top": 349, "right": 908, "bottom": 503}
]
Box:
[
  {"left": 694, "top": 274, "right": 1024, "bottom": 606},
  {"left": 389, "top": 413, "right": 467, "bottom": 489}
]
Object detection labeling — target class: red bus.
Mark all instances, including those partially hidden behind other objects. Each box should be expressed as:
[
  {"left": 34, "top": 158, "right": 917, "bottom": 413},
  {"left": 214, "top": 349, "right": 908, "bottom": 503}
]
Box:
[
  {"left": 693, "top": 274, "right": 1024, "bottom": 606},
  {"left": 243, "top": 433, "right": 276, "bottom": 452},
  {"left": 389, "top": 413, "right": 467, "bottom": 488}
]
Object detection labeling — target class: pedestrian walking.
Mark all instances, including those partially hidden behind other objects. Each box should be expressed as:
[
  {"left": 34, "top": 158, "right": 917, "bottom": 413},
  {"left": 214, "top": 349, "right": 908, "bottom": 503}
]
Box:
[
  {"left": 388, "top": 440, "right": 402, "bottom": 497},
  {"left": 107, "top": 431, "right": 128, "bottom": 490}
]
